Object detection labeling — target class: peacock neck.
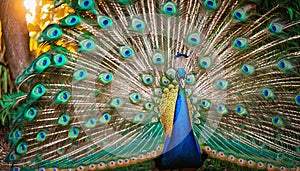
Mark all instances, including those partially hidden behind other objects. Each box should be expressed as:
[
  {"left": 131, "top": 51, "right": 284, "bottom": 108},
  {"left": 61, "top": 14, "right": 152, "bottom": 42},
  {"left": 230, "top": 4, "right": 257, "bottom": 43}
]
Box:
[{"left": 157, "top": 87, "right": 202, "bottom": 169}]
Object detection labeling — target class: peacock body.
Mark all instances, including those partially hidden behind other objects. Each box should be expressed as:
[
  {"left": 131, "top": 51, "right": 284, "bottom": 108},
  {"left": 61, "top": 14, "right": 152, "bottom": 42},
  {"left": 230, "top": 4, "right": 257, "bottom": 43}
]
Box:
[{"left": 3, "top": 0, "right": 300, "bottom": 170}]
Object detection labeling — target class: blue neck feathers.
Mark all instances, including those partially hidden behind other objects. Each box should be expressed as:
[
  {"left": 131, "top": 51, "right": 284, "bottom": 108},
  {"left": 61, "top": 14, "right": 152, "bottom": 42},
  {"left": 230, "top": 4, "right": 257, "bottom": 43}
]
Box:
[{"left": 157, "top": 87, "right": 203, "bottom": 169}]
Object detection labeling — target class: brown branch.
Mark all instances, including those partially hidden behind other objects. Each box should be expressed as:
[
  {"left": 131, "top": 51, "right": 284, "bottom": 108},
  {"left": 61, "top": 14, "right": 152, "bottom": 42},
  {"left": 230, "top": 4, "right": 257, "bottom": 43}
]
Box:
[{"left": 0, "top": 0, "right": 34, "bottom": 85}]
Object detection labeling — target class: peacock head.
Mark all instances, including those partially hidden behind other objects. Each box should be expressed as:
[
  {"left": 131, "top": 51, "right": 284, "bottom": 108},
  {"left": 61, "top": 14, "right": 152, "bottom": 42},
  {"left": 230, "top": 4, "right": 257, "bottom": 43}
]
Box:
[{"left": 175, "top": 68, "right": 187, "bottom": 88}]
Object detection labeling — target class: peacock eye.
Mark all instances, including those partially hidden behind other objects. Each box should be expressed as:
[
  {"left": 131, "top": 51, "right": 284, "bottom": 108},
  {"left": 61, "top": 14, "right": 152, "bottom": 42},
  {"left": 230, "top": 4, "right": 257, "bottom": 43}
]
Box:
[
  {"left": 154, "top": 88, "right": 163, "bottom": 96},
  {"left": 200, "top": 99, "right": 211, "bottom": 109},
  {"left": 84, "top": 118, "right": 97, "bottom": 128},
  {"left": 129, "top": 92, "right": 141, "bottom": 103},
  {"left": 142, "top": 74, "right": 154, "bottom": 85},
  {"left": 36, "top": 131, "right": 47, "bottom": 142},
  {"left": 24, "top": 107, "right": 37, "bottom": 120},
  {"left": 73, "top": 69, "right": 88, "bottom": 81},
  {"left": 34, "top": 53, "right": 51, "bottom": 73},
  {"left": 204, "top": 0, "right": 218, "bottom": 10},
  {"left": 61, "top": 15, "right": 81, "bottom": 26},
  {"left": 68, "top": 127, "right": 80, "bottom": 139},
  {"left": 98, "top": 72, "right": 113, "bottom": 84},
  {"left": 165, "top": 68, "right": 176, "bottom": 80},
  {"left": 187, "top": 33, "right": 201, "bottom": 46},
  {"left": 152, "top": 52, "right": 165, "bottom": 65},
  {"left": 97, "top": 16, "right": 113, "bottom": 28},
  {"left": 233, "top": 37, "right": 248, "bottom": 49},
  {"left": 268, "top": 23, "right": 283, "bottom": 34},
  {"left": 43, "top": 24, "right": 62, "bottom": 41},
  {"left": 16, "top": 142, "right": 27, "bottom": 155},
  {"left": 241, "top": 64, "right": 254, "bottom": 75},
  {"left": 216, "top": 79, "right": 229, "bottom": 90},
  {"left": 119, "top": 46, "right": 134, "bottom": 59},
  {"left": 233, "top": 8, "right": 246, "bottom": 21},
  {"left": 161, "top": 76, "right": 170, "bottom": 86},
  {"left": 277, "top": 59, "right": 291, "bottom": 71},
  {"left": 30, "top": 84, "right": 46, "bottom": 100},
  {"left": 58, "top": 114, "right": 70, "bottom": 126},
  {"left": 162, "top": 2, "right": 177, "bottom": 16},
  {"left": 186, "top": 74, "right": 196, "bottom": 84},
  {"left": 79, "top": 39, "right": 95, "bottom": 52},
  {"left": 110, "top": 97, "right": 123, "bottom": 108},
  {"left": 261, "top": 88, "right": 274, "bottom": 99},
  {"left": 235, "top": 105, "right": 248, "bottom": 116},
  {"left": 77, "top": 0, "right": 94, "bottom": 10},
  {"left": 55, "top": 91, "right": 71, "bottom": 104},
  {"left": 272, "top": 116, "right": 283, "bottom": 127},
  {"left": 53, "top": 54, "right": 68, "bottom": 67},
  {"left": 199, "top": 56, "right": 212, "bottom": 69},
  {"left": 217, "top": 104, "right": 228, "bottom": 115},
  {"left": 131, "top": 18, "right": 146, "bottom": 32}
]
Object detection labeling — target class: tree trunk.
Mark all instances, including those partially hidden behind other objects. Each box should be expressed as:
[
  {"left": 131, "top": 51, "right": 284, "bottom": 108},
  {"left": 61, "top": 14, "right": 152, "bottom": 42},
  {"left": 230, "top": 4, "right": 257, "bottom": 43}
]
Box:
[
  {"left": 0, "top": 0, "right": 33, "bottom": 85},
  {"left": 0, "top": 1, "right": 33, "bottom": 170}
]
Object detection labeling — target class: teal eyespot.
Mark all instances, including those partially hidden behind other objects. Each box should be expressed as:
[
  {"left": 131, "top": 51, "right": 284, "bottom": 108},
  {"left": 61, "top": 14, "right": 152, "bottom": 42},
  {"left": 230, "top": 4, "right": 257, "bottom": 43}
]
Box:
[
  {"left": 60, "top": 15, "right": 81, "bottom": 27},
  {"left": 295, "top": 94, "right": 300, "bottom": 105},
  {"left": 11, "top": 167, "right": 20, "bottom": 171},
  {"left": 144, "top": 102, "right": 154, "bottom": 111},
  {"left": 186, "top": 74, "right": 196, "bottom": 84},
  {"left": 233, "top": 8, "right": 246, "bottom": 21},
  {"left": 36, "top": 131, "right": 47, "bottom": 142},
  {"left": 241, "top": 64, "right": 254, "bottom": 75},
  {"left": 277, "top": 59, "right": 292, "bottom": 71},
  {"left": 142, "top": 74, "right": 154, "bottom": 85},
  {"left": 41, "top": 24, "right": 62, "bottom": 41},
  {"left": 7, "top": 152, "right": 19, "bottom": 161},
  {"left": 152, "top": 52, "right": 165, "bottom": 65},
  {"left": 8, "top": 129, "right": 22, "bottom": 143},
  {"left": 30, "top": 84, "right": 46, "bottom": 101},
  {"left": 165, "top": 68, "right": 176, "bottom": 80},
  {"left": 162, "top": 2, "right": 177, "bottom": 16},
  {"left": 154, "top": 88, "right": 163, "bottom": 96},
  {"left": 233, "top": 37, "right": 248, "bottom": 49},
  {"left": 58, "top": 114, "right": 70, "bottom": 126},
  {"left": 78, "top": 39, "right": 95, "bottom": 52},
  {"left": 217, "top": 104, "right": 228, "bottom": 115},
  {"left": 53, "top": 54, "right": 68, "bottom": 67},
  {"left": 268, "top": 23, "right": 283, "bottom": 34},
  {"left": 97, "top": 16, "right": 113, "bottom": 28},
  {"left": 204, "top": 0, "right": 218, "bottom": 10},
  {"left": 16, "top": 142, "right": 27, "bottom": 155},
  {"left": 185, "top": 89, "right": 193, "bottom": 97},
  {"left": 98, "top": 72, "right": 113, "bottom": 84},
  {"left": 131, "top": 18, "right": 146, "bottom": 32},
  {"left": 187, "top": 33, "right": 201, "bottom": 46},
  {"left": 73, "top": 69, "right": 88, "bottom": 81},
  {"left": 161, "top": 76, "right": 170, "bottom": 86},
  {"left": 200, "top": 99, "right": 211, "bottom": 109},
  {"left": 55, "top": 91, "right": 71, "bottom": 104},
  {"left": 262, "top": 88, "right": 274, "bottom": 99},
  {"left": 84, "top": 118, "right": 97, "bottom": 128},
  {"left": 129, "top": 92, "right": 141, "bottom": 103},
  {"left": 133, "top": 113, "right": 145, "bottom": 123},
  {"left": 216, "top": 79, "right": 229, "bottom": 90},
  {"left": 190, "top": 97, "right": 198, "bottom": 104},
  {"left": 24, "top": 107, "right": 37, "bottom": 121},
  {"left": 235, "top": 105, "right": 248, "bottom": 116},
  {"left": 68, "top": 127, "right": 79, "bottom": 139},
  {"left": 272, "top": 116, "right": 283, "bottom": 127},
  {"left": 110, "top": 97, "right": 122, "bottom": 108},
  {"left": 117, "top": 0, "right": 131, "bottom": 4},
  {"left": 199, "top": 56, "right": 212, "bottom": 69},
  {"left": 119, "top": 46, "right": 134, "bottom": 59},
  {"left": 99, "top": 113, "right": 111, "bottom": 124},
  {"left": 75, "top": 0, "right": 94, "bottom": 10},
  {"left": 34, "top": 53, "right": 51, "bottom": 73}
]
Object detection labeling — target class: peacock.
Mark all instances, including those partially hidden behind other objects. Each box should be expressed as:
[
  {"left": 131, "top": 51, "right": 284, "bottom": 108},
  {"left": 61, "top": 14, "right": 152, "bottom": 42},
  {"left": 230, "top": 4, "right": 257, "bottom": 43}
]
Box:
[{"left": 2, "top": 0, "right": 300, "bottom": 170}]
